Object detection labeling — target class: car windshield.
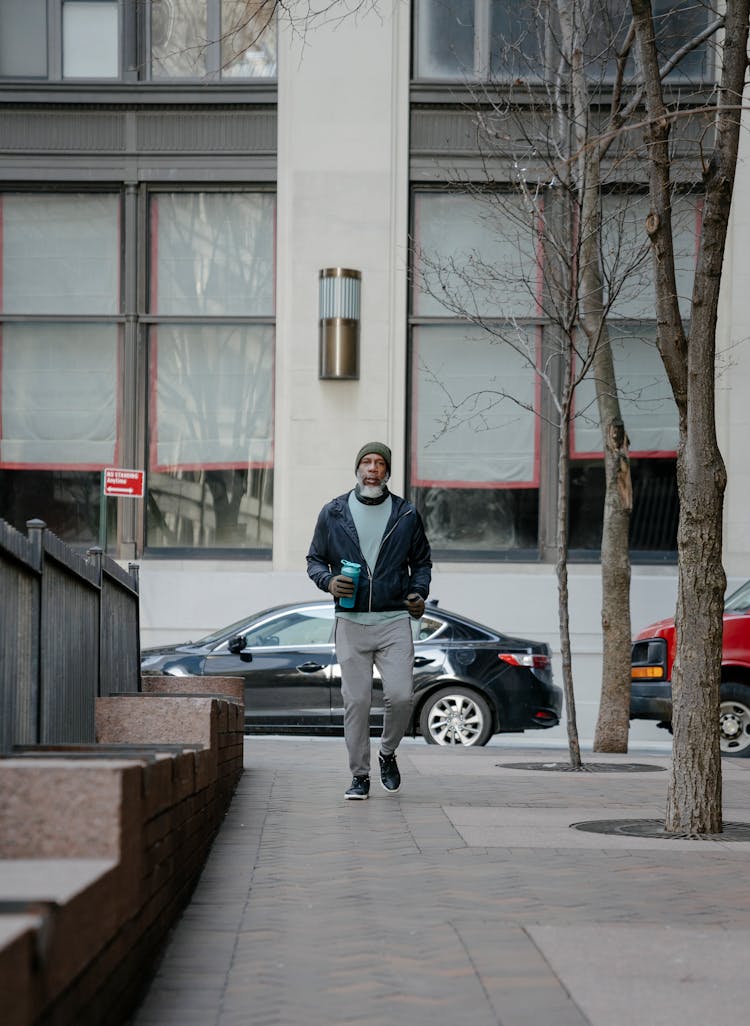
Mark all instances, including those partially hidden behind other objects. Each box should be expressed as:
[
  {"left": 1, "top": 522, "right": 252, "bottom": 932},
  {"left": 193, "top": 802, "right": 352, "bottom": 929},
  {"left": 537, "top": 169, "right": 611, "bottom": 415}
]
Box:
[
  {"left": 725, "top": 580, "right": 750, "bottom": 614},
  {"left": 193, "top": 606, "right": 297, "bottom": 647}
]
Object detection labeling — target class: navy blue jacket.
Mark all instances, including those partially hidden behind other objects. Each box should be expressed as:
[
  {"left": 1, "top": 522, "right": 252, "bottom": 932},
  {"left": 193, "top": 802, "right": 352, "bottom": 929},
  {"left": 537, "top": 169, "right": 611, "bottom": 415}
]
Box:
[{"left": 306, "top": 491, "right": 432, "bottom": 613}]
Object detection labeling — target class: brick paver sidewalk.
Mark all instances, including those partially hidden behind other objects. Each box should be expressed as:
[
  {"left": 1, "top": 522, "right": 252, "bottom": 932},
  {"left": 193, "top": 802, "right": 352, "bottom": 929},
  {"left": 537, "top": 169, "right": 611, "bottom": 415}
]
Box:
[{"left": 129, "top": 737, "right": 750, "bottom": 1026}]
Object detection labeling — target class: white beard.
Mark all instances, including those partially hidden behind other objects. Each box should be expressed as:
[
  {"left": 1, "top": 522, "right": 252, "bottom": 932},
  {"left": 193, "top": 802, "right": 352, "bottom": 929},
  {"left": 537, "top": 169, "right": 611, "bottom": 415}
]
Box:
[{"left": 356, "top": 468, "right": 389, "bottom": 499}]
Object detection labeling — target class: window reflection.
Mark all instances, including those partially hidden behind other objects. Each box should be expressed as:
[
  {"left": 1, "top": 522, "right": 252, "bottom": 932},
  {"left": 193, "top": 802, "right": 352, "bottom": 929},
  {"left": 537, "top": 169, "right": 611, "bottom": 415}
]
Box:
[
  {"left": 150, "top": 192, "right": 275, "bottom": 316},
  {"left": 413, "top": 0, "right": 711, "bottom": 83},
  {"left": 151, "top": 0, "right": 277, "bottom": 79},
  {"left": 152, "top": 0, "right": 208, "bottom": 78},
  {"left": 147, "top": 466, "right": 273, "bottom": 549},
  {"left": 413, "top": 486, "right": 539, "bottom": 553},
  {"left": 222, "top": 0, "right": 277, "bottom": 77},
  {"left": 568, "top": 459, "right": 679, "bottom": 553},
  {"left": 0, "top": 470, "right": 115, "bottom": 548}
]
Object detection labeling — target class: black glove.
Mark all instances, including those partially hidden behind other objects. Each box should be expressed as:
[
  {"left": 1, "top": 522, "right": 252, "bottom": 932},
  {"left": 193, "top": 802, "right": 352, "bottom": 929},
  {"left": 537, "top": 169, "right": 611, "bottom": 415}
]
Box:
[
  {"left": 405, "top": 593, "right": 425, "bottom": 619},
  {"left": 328, "top": 575, "right": 356, "bottom": 598}
]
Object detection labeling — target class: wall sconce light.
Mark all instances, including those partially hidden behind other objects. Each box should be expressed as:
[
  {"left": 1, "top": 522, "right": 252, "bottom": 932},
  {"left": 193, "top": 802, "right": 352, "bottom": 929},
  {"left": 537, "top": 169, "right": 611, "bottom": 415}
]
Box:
[{"left": 319, "top": 267, "right": 361, "bottom": 380}]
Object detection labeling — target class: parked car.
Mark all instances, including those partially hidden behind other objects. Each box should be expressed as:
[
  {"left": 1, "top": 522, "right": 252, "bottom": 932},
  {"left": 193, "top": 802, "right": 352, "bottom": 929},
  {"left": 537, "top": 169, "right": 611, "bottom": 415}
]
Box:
[
  {"left": 630, "top": 579, "right": 750, "bottom": 757},
  {"left": 141, "top": 600, "right": 562, "bottom": 746}
]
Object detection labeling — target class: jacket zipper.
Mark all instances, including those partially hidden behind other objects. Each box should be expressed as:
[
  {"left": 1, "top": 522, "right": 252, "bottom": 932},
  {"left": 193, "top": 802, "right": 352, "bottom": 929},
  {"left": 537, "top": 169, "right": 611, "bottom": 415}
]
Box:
[{"left": 366, "top": 509, "right": 414, "bottom": 612}]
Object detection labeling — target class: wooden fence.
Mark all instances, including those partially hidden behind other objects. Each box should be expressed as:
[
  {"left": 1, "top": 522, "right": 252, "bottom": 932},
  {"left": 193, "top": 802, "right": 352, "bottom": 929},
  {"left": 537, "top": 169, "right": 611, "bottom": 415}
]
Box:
[{"left": 0, "top": 518, "right": 140, "bottom": 755}]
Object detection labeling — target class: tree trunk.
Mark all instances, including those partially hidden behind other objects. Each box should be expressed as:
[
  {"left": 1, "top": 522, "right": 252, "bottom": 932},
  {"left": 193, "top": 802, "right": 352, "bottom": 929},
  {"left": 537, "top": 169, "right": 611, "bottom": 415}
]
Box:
[
  {"left": 594, "top": 417, "right": 633, "bottom": 751},
  {"left": 556, "top": 387, "right": 583, "bottom": 769},
  {"left": 666, "top": 409, "right": 725, "bottom": 833},
  {"left": 561, "top": 7, "right": 633, "bottom": 752}
]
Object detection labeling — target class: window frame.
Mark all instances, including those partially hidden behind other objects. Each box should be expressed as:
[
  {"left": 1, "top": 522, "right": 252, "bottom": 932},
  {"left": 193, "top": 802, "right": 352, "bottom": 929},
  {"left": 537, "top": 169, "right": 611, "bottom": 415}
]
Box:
[
  {"left": 0, "top": 183, "right": 277, "bottom": 559},
  {"left": 142, "top": 183, "right": 277, "bottom": 559},
  {"left": 0, "top": 0, "right": 278, "bottom": 85},
  {"left": 0, "top": 188, "right": 125, "bottom": 472}
]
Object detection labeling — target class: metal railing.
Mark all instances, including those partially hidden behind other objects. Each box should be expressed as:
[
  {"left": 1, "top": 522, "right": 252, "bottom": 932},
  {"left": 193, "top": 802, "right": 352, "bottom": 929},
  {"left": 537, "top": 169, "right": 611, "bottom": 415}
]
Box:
[{"left": 0, "top": 518, "right": 141, "bottom": 755}]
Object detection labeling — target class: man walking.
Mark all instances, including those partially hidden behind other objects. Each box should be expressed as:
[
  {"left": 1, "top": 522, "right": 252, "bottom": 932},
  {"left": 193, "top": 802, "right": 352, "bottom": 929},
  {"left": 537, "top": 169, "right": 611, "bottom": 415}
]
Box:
[{"left": 307, "top": 443, "right": 432, "bottom": 799}]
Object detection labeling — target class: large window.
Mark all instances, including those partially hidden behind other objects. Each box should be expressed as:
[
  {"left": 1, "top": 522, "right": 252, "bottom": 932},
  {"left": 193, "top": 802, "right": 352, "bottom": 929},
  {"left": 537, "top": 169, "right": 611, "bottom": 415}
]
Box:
[
  {"left": 0, "top": 188, "right": 276, "bottom": 554},
  {"left": 0, "top": 0, "right": 277, "bottom": 81},
  {"left": 146, "top": 191, "right": 276, "bottom": 552},
  {"left": 413, "top": 0, "right": 712, "bottom": 83},
  {"left": 410, "top": 189, "right": 697, "bottom": 560},
  {"left": 411, "top": 191, "right": 543, "bottom": 555},
  {"left": 0, "top": 192, "right": 120, "bottom": 544}
]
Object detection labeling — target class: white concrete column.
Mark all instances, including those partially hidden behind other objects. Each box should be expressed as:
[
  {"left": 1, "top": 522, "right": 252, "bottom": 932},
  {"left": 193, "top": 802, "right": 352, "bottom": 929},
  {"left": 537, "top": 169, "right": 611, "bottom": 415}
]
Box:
[{"left": 274, "top": 0, "right": 412, "bottom": 572}]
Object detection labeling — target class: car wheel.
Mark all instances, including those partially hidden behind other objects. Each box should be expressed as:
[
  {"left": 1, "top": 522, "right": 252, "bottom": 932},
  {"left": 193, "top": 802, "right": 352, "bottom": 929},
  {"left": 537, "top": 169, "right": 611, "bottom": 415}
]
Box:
[
  {"left": 419, "top": 686, "right": 493, "bottom": 747},
  {"left": 719, "top": 683, "right": 750, "bottom": 757}
]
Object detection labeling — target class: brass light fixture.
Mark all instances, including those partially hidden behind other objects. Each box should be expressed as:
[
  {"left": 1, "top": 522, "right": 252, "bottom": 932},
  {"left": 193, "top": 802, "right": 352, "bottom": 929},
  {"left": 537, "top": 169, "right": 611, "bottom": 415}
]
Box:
[{"left": 318, "top": 268, "right": 361, "bottom": 379}]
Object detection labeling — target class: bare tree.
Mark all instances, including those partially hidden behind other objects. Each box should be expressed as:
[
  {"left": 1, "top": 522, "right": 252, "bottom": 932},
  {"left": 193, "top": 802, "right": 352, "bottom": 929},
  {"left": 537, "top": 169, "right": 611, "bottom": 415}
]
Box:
[
  {"left": 413, "top": 161, "right": 653, "bottom": 770},
  {"left": 412, "top": 0, "right": 713, "bottom": 765},
  {"left": 630, "top": 0, "right": 749, "bottom": 834},
  {"left": 554, "top": 1, "right": 725, "bottom": 750},
  {"left": 555, "top": 0, "right": 636, "bottom": 754}
]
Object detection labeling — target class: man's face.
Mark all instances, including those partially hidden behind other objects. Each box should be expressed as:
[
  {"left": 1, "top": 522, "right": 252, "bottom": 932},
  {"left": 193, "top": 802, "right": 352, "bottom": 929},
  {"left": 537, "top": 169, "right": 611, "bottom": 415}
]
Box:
[{"left": 357, "top": 454, "right": 389, "bottom": 489}]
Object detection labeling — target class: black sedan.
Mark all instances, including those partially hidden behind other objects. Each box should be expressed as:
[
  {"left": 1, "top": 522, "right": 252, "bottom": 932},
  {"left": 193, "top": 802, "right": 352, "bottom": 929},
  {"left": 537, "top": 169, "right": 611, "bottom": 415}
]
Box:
[{"left": 140, "top": 600, "right": 562, "bottom": 746}]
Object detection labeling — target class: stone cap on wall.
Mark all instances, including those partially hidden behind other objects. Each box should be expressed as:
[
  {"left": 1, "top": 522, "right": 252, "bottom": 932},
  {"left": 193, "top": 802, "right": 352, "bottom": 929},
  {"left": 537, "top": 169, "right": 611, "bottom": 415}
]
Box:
[{"left": 141, "top": 675, "right": 244, "bottom": 703}]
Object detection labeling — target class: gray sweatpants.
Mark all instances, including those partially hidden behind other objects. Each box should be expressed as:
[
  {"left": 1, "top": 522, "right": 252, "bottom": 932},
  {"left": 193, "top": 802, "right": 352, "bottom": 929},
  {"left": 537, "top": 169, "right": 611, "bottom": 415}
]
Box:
[{"left": 335, "top": 616, "right": 415, "bottom": 777}]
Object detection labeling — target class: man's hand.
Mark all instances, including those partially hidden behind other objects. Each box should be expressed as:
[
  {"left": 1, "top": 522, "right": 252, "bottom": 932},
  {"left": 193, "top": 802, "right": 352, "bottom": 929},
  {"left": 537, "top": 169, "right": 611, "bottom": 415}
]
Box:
[
  {"left": 328, "top": 575, "right": 356, "bottom": 598},
  {"left": 405, "top": 593, "right": 425, "bottom": 619}
]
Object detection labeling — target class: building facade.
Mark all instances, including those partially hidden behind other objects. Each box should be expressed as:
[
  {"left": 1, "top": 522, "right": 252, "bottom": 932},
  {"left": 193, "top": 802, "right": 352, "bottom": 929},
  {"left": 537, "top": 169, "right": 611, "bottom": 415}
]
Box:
[{"left": 1, "top": 0, "right": 749, "bottom": 740}]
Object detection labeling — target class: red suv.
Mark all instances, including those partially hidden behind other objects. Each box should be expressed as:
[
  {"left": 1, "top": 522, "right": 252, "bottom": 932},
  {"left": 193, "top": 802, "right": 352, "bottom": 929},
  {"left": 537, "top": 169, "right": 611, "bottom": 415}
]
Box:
[{"left": 630, "top": 579, "right": 750, "bottom": 757}]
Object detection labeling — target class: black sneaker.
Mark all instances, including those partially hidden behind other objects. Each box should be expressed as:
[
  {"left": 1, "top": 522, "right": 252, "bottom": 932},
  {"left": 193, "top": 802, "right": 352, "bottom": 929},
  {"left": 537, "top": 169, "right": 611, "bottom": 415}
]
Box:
[
  {"left": 345, "top": 775, "right": 370, "bottom": 800},
  {"left": 379, "top": 751, "right": 401, "bottom": 793}
]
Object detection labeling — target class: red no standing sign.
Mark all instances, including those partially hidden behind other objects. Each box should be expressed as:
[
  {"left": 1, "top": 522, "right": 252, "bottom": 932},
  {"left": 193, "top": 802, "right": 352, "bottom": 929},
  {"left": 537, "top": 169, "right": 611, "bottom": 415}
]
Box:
[{"left": 103, "top": 468, "right": 145, "bottom": 498}]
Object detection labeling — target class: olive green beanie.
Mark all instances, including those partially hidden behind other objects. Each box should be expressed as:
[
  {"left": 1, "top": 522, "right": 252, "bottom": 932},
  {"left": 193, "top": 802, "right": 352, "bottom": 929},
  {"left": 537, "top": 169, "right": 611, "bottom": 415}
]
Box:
[{"left": 354, "top": 442, "right": 391, "bottom": 475}]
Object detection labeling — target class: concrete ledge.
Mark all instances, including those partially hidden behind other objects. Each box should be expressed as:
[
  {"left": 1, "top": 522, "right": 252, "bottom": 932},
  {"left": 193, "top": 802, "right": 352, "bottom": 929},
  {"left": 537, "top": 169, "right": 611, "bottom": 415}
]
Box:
[
  {"left": 0, "top": 760, "right": 141, "bottom": 859},
  {"left": 141, "top": 674, "right": 244, "bottom": 703},
  {"left": 96, "top": 695, "right": 218, "bottom": 749},
  {"left": 0, "top": 690, "right": 244, "bottom": 1026}
]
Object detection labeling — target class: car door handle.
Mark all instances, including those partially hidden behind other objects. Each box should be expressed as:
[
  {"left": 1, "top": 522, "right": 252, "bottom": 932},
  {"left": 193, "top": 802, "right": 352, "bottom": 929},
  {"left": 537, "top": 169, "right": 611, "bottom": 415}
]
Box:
[
  {"left": 298, "top": 662, "right": 324, "bottom": 673},
  {"left": 413, "top": 656, "right": 435, "bottom": 667}
]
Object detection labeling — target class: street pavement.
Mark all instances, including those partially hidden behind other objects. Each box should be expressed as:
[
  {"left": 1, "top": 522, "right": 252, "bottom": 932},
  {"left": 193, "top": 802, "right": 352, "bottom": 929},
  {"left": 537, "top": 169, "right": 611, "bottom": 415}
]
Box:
[{"left": 129, "top": 735, "right": 750, "bottom": 1026}]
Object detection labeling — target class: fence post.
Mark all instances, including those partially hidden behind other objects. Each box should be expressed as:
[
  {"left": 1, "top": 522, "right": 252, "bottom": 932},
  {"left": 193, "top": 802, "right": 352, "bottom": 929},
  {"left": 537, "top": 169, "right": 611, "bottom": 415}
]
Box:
[
  {"left": 87, "top": 547, "right": 104, "bottom": 698},
  {"left": 25, "top": 519, "right": 46, "bottom": 745},
  {"left": 128, "top": 562, "right": 142, "bottom": 692},
  {"left": 128, "top": 563, "right": 140, "bottom": 592},
  {"left": 26, "top": 519, "right": 46, "bottom": 571},
  {"left": 86, "top": 546, "right": 104, "bottom": 577}
]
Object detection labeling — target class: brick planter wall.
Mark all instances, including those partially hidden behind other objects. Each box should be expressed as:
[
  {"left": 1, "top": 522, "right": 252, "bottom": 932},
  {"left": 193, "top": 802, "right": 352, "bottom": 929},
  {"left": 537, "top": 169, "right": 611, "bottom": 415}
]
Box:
[{"left": 0, "top": 678, "right": 244, "bottom": 1026}]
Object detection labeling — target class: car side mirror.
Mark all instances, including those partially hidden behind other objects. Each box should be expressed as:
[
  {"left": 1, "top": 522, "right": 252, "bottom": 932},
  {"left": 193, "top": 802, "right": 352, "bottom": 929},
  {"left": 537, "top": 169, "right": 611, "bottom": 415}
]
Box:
[{"left": 228, "top": 635, "right": 246, "bottom": 655}]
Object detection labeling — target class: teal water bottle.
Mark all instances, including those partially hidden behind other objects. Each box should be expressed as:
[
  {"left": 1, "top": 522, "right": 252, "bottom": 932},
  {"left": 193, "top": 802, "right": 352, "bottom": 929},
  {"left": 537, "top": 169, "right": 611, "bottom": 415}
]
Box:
[{"left": 339, "top": 560, "right": 361, "bottom": 609}]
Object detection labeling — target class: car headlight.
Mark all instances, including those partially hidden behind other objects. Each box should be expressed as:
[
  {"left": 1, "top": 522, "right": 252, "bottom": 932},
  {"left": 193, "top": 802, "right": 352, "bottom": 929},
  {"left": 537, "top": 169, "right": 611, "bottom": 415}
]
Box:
[{"left": 631, "top": 638, "right": 668, "bottom": 681}]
